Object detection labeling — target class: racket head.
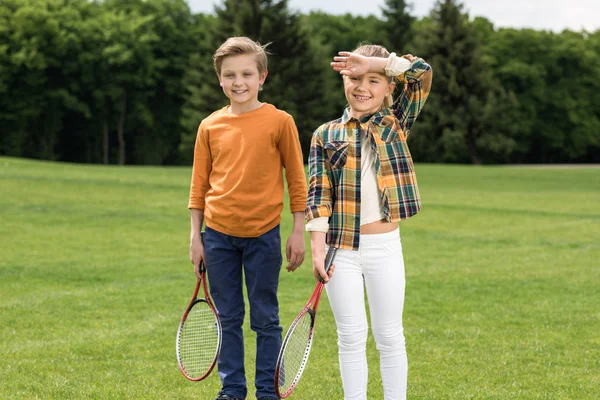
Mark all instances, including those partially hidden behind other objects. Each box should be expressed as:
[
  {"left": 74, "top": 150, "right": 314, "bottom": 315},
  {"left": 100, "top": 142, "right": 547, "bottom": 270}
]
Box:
[
  {"left": 274, "top": 246, "right": 336, "bottom": 396},
  {"left": 275, "top": 307, "right": 317, "bottom": 398},
  {"left": 176, "top": 298, "right": 222, "bottom": 381}
]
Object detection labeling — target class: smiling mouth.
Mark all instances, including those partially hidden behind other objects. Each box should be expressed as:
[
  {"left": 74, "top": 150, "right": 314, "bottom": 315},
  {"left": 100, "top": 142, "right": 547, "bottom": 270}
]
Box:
[
  {"left": 232, "top": 89, "right": 248, "bottom": 94},
  {"left": 353, "top": 94, "right": 371, "bottom": 101}
]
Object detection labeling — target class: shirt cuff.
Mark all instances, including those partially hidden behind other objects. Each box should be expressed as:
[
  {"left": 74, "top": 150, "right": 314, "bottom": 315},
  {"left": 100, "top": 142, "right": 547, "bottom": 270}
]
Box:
[
  {"left": 305, "top": 216, "right": 329, "bottom": 233},
  {"left": 384, "top": 53, "right": 412, "bottom": 76}
]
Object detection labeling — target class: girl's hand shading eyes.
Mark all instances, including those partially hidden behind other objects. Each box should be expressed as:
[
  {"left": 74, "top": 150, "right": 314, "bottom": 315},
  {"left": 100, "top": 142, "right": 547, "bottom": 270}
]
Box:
[{"left": 330, "top": 51, "right": 371, "bottom": 77}]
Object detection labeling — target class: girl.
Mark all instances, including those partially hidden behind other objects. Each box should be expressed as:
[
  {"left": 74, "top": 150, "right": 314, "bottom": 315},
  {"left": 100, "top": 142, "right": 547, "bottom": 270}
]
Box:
[{"left": 305, "top": 45, "right": 432, "bottom": 400}]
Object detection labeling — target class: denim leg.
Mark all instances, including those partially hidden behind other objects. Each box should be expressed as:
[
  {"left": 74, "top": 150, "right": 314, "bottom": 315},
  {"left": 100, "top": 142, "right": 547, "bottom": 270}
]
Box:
[
  {"left": 204, "top": 226, "right": 247, "bottom": 399},
  {"left": 241, "top": 226, "right": 283, "bottom": 399}
]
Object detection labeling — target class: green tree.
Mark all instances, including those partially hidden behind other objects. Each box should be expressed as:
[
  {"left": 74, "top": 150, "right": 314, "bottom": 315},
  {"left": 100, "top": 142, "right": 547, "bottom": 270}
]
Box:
[
  {"left": 179, "top": 13, "right": 219, "bottom": 163},
  {"left": 302, "top": 12, "right": 383, "bottom": 122},
  {"left": 486, "top": 28, "right": 600, "bottom": 163},
  {"left": 0, "top": 0, "right": 193, "bottom": 165},
  {"left": 1, "top": 0, "right": 597, "bottom": 165},
  {"left": 0, "top": 0, "right": 93, "bottom": 160},
  {"left": 181, "top": 0, "right": 332, "bottom": 160},
  {"left": 90, "top": 1, "right": 161, "bottom": 165},
  {"left": 108, "top": 0, "right": 195, "bottom": 165},
  {"left": 410, "top": 0, "right": 494, "bottom": 164},
  {"left": 380, "top": 0, "right": 415, "bottom": 53}
]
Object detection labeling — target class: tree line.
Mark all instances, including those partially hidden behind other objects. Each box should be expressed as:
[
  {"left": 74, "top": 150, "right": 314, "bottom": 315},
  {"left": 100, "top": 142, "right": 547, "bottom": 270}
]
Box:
[{"left": 1, "top": 0, "right": 598, "bottom": 165}]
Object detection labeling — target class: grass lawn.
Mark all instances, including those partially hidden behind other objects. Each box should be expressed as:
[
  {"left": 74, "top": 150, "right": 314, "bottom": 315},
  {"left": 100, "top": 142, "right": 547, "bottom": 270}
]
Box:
[{"left": 0, "top": 156, "right": 598, "bottom": 399}]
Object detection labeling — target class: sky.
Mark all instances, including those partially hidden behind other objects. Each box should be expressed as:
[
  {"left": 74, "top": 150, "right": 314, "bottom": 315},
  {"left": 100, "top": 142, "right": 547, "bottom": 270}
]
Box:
[{"left": 188, "top": 0, "right": 600, "bottom": 33}]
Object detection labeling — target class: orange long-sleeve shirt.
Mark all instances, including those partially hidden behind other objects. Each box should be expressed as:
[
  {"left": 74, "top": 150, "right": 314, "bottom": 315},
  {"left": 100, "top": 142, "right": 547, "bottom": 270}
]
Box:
[{"left": 188, "top": 103, "right": 307, "bottom": 237}]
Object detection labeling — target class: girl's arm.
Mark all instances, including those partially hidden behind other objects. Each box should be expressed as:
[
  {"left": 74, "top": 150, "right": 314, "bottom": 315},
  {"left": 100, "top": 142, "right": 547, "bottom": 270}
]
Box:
[
  {"left": 391, "top": 55, "right": 433, "bottom": 135},
  {"left": 306, "top": 129, "right": 335, "bottom": 282},
  {"left": 310, "top": 231, "right": 334, "bottom": 282},
  {"left": 305, "top": 129, "right": 333, "bottom": 221},
  {"left": 331, "top": 51, "right": 387, "bottom": 76},
  {"left": 330, "top": 51, "right": 432, "bottom": 136}
]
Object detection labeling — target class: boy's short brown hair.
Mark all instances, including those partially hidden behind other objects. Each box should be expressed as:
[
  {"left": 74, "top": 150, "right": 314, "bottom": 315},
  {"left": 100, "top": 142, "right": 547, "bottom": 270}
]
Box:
[{"left": 213, "top": 36, "right": 269, "bottom": 76}]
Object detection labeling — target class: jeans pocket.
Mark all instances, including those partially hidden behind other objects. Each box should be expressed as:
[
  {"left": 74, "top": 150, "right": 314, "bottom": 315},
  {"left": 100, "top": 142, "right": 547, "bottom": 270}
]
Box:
[{"left": 382, "top": 240, "right": 402, "bottom": 256}]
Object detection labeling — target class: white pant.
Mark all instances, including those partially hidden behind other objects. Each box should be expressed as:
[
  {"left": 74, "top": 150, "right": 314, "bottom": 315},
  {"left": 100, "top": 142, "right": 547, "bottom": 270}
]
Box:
[{"left": 326, "top": 229, "right": 407, "bottom": 400}]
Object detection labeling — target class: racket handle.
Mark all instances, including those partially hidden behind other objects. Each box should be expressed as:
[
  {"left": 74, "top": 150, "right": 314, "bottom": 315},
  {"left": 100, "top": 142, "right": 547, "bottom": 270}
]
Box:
[
  {"left": 199, "top": 231, "right": 206, "bottom": 273},
  {"left": 319, "top": 246, "right": 337, "bottom": 283}
]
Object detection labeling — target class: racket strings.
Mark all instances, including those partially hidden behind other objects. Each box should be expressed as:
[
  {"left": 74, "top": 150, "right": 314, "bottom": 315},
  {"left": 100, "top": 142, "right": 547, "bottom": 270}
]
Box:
[
  {"left": 178, "top": 301, "right": 220, "bottom": 378},
  {"left": 278, "top": 311, "right": 314, "bottom": 393}
]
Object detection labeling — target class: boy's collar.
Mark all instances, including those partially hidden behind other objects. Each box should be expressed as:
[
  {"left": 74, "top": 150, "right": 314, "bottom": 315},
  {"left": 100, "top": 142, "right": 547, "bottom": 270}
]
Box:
[{"left": 227, "top": 101, "right": 266, "bottom": 115}]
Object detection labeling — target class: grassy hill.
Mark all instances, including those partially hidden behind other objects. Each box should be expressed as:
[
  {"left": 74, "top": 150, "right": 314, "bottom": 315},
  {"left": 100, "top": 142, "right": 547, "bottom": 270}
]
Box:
[{"left": 1, "top": 157, "right": 598, "bottom": 399}]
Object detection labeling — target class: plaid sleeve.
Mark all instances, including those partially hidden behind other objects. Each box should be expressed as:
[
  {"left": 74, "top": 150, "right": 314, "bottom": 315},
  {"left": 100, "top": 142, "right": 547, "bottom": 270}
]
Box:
[
  {"left": 392, "top": 57, "right": 433, "bottom": 136},
  {"left": 305, "top": 128, "right": 333, "bottom": 221}
]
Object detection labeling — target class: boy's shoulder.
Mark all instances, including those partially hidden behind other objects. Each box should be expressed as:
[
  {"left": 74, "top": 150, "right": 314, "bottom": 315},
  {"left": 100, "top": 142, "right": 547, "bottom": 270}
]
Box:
[
  {"left": 200, "top": 106, "right": 229, "bottom": 127},
  {"left": 262, "top": 103, "right": 294, "bottom": 123},
  {"left": 200, "top": 104, "right": 293, "bottom": 127}
]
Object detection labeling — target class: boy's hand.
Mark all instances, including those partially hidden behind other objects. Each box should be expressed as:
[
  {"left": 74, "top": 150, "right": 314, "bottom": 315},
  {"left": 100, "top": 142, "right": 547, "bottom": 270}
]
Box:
[
  {"left": 331, "top": 51, "right": 371, "bottom": 77},
  {"left": 189, "top": 237, "right": 205, "bottom": 279},
  {"left": 285, "top": 230, "right": 305, "bottom": 272}
]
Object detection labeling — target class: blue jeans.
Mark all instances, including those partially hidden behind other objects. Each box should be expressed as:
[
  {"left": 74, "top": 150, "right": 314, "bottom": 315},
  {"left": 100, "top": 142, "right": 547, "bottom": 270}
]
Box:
[{"left": 204, "top": 225, "right": 283, "bottom": 399}]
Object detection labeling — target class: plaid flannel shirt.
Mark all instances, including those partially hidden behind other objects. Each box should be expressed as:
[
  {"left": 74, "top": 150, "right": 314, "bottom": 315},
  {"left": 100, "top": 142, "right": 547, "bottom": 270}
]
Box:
[{"left": 305, "top": 57, "right": 432, "bottom": 250}]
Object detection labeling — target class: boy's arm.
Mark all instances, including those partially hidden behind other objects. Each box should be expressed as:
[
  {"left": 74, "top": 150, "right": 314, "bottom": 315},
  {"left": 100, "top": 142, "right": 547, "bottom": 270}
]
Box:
[
  {"left": 190, "top": 209, "right": 204, "bottom": 242},
  {"left": 279, "top": 116, "right": 307, "bottom": 272},
  {"left": 279, "top": 115, "right": 307, "bottom": 214},
  {"left": 189, "top": 209, "right": 205, "bottom": 279},
  {"left": 285, "top": 211, "right": 305, "bottom": 272},
  {"left": 188, "top": 122, "right": 211, "bottom": 278},
  {"left": 188, "top": 122, "right": 212, "bottom": 210},
  {"left": 291, "top": 211, "right": 305, "bottom": 233}
]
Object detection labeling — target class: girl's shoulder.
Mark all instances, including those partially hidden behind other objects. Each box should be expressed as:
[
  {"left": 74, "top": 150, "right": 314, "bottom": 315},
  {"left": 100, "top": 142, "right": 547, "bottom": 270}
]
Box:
[
  {"left": 314, "top": 116, "right": 346, "bottom": 136},
  {"left": 312, "top": 116, "right": 356, "bottom": 146}
]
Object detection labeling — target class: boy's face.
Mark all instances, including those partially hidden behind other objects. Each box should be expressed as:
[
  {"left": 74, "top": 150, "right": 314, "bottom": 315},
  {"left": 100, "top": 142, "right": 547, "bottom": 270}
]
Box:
[
  {"left": 343, "top": 72, "right": 394, "bottom": 118},
  {"left": 218, "top": 54, "right": 267, "bottom": 107}
]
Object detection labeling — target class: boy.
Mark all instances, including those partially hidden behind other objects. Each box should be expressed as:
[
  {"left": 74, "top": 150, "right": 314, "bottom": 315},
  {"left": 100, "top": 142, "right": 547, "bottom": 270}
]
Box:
[{"left": 188, "top": 36, "right": 307, "bottom": 400}]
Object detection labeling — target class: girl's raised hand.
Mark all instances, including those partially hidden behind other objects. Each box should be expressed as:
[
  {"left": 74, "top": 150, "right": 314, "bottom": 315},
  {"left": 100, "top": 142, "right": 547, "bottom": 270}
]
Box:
[{"left": 331, "top": 51, "right": 370, "bottom": 77}]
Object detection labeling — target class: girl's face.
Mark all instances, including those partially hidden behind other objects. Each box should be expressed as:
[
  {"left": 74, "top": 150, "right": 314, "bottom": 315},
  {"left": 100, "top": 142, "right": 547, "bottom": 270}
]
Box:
[
  {"left": 218, "top": 54, "right": 268, "bottom": 108},
  {"left": 343, "top": 72, "right": 395, "bottom": 120}
]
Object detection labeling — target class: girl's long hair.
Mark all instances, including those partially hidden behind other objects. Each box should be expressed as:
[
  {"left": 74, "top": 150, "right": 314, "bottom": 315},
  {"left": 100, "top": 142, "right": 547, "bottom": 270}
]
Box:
[{"left": 352, "top": 44, "right": 394, "bottom": 109}]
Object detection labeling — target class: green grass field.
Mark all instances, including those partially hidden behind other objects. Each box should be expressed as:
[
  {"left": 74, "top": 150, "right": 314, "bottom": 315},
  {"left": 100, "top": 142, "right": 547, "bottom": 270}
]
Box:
[{"left": 1, "top": 156, "right": 598, "bottom": 399}]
